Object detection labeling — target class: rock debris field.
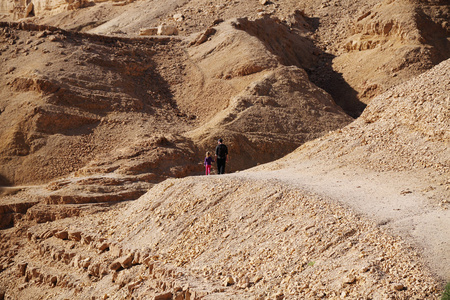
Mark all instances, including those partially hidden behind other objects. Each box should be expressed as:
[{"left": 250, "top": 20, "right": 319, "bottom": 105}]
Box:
[{"left": 0, "top": 0, "right": 449, "bottom": 299}]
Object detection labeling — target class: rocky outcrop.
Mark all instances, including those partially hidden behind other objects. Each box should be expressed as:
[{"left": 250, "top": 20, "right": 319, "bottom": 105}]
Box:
[
  {"left": 0, "top": 0, "right": 137, "bottom": 19},
  {"left": 0, "top": 200, "right": 39, "bottom": 229},
  {"left": 0, "top": 220, "right": 228, "bottom": 299},
  {"left": 344, "top": 0, "right": 422, "bottom": 51},
  {"left": 0, "top": 22, "right": 188, "bottom": 185},
  {"left": 332, "top": 0, "right": 450, "bottom": 104},
  {"left": 0, "top": 0, "right": 87, "bottom": 19}
]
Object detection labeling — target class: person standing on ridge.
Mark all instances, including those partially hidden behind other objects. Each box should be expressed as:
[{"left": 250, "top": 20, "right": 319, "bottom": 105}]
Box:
[
  {"left": 215, "top": 138, "right": 229, "bottom": 174},
  {"left": 204, "top": 151, "right": 214, "bottom": 175}
]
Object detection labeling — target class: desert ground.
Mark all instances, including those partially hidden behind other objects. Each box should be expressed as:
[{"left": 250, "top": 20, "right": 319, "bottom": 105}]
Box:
[{"left": 0, "top": 0, "right": 449, "bottom": 299}]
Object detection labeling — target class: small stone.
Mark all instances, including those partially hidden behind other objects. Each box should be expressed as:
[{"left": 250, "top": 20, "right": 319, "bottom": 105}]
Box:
[
  {"left": 361, "top": 265, "right": 370, "bottom": 273},
  {"left": 154, "top": 292, "right": 173, "bottom": 300},
  {"left": 173, "top": 13, "right": 184, "bottom": 22},
  {"left": 17, "top": 263, "right": 27, "bottom": 277},
  {"left": 139, "top": 28, "right": 158, "bottom": 36},
  {"left": 98, "top": 242, "right": 109, "bottom": 252},
  {"left": 49, "top": 276, "right": 57, "bottom": 286},
  {"left": 252, "top": 274, "right": 263, "bottom": 284},
  {"left": 7, "top": 66, "right": 16, "bottom": 74},
  {"left": 237, "top": 276, "right": 250, "bottom": 289},
  {"left": 110, "top": 260, "right": 122, "bottom": 271},
  {"left": 343, "top": 274, "right": 356, "bottom": 284},
  {"left": 157, "top": 24, "right": 178, "bottom": 36},
  {"left": 82, "top": 235, "right": 93, "bottom": 245},
  {"left": 132, "top": 251, "right": 141, "bottom": 265},
  {"left": 68, "top": 231, "right": 82, "bottom": 241},
  {"left": 393, "top": 283, "right": 405, "bottom": 291},
  {"left": 80, "top": 258, "right": 91, "bottom": 268},
  {"left": 120, "top": 253, "right": 134, "bottom": 269},
  {"left": 224, "top": 275, "right": 235, "bottom": 286},
  {"left": 272, "top": 292, "right": 284, "bottom": 299},
  {"left": 315, "top": 292, "right": 325, "bottom": 298},
  {"left": 212, "top": 18, "right": 224, "bottom": 25},
  {"left": 54, "top": 231, "right": 68, "bottom": 240}
]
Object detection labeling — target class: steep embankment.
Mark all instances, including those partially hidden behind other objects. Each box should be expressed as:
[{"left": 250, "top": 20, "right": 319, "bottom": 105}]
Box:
[
  {"left": 0, "top": 23, "right": 197, "bottom": 186},
  {"left": 276, "top": 58, "right": 450, "bottom": 196},
  {"left": 331, "top": 0, "right": 450, "bottom": 106}
]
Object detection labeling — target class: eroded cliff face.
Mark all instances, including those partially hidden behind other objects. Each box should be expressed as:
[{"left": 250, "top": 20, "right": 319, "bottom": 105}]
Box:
[
  {"left": 0, "top": 0, "right": 124, "bottom": 19},
  {"left": 333, "top": 0, "right": 450, "bottom": 104},
  {"left": 1, "top": 0, "right": 77, "bottom": 19},
  {"left": 0, "top": 0, "right": 15, "bottom": 16}
]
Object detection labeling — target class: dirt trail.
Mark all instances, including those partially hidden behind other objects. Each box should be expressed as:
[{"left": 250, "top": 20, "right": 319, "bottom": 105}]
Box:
[{"left": 241, "top": 159, "right": 450, "bottom": 282}]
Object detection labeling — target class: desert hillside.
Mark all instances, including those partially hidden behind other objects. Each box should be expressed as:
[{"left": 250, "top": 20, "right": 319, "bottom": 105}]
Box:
[
  {"left": 0, "top": 0, "right": 448, "bottom": 187},
  {"left": 0, "top": 0, "right": 449, "bottom": 299}
]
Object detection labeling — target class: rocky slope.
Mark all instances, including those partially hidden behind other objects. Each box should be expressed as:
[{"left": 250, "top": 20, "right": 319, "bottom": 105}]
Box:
[
  {"left": 0, "top": 57, "right": 448, "bottom": 300},
  {"left": 0, "top": 0, "right": 449, "bottom": 299},
  {"left": 0, "top": 175, "right": 444, "bottom": 299},
  {"left": 276, "top": 58, "right": 449, "bottom": 193},
  {"left": 254, "top": 57, "right": 450, "bottom": 281}
]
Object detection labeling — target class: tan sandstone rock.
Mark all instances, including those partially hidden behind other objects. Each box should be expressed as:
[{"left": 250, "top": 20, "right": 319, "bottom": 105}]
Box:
[
  {"left": 139, "top": 28, "right": 158, "bottom": 36},
  {"left": 157, "top": 24, "right": 178, "bottom": 36}
]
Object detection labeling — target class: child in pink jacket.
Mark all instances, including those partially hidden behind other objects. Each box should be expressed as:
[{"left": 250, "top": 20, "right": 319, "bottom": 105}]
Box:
[{"left": 204, "top": 151, "right": 214, "bottom": 175}]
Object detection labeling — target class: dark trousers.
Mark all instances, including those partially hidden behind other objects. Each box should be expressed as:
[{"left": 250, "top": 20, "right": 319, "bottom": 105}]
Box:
[{"left": 216, "top": 158, "right": 226, "bottom": 174}]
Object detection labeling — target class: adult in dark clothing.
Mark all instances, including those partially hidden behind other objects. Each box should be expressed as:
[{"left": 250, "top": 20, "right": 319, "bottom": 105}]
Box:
[{"left": 215, "top": 138, "right": 229, "bottom": 174}]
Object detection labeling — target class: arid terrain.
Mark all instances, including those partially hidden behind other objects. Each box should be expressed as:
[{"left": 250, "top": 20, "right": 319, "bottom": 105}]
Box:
[{"left": 0, "top": 0, "right": 449, "bottom": 299}]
